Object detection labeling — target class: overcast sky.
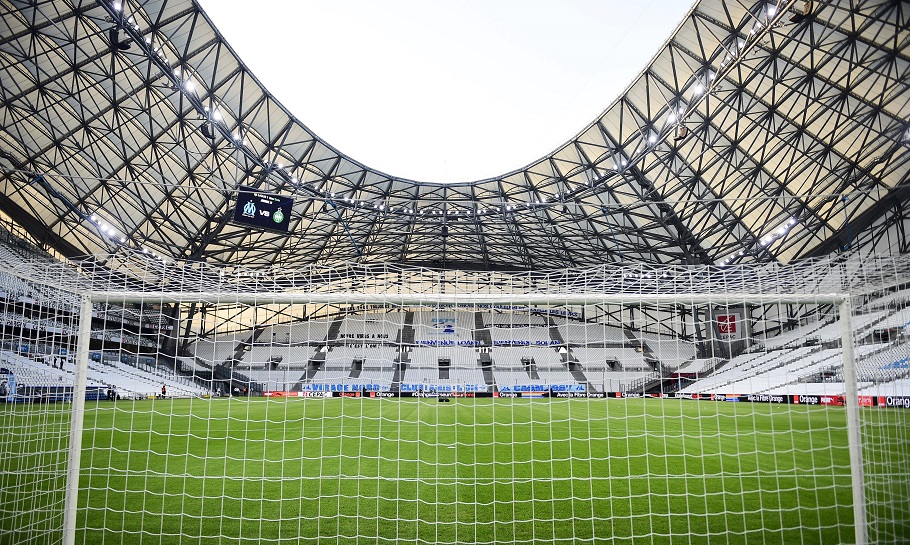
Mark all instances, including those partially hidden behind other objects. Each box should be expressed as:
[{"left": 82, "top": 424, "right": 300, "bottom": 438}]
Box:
[{"left": 200, "top": 0, "right": 692, "bottom": 183}]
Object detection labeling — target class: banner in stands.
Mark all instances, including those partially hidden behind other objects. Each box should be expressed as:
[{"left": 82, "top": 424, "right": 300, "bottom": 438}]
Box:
[
  {"left": 432, "top": 317, "right": 456, "bottom": 334},
  {"left": 430, "top": 304, "right": 580, "bottom": 318},
  {"left": 492, "top": 340, "right": 560, "bottom": 346},
  {"left": 299, "top": 383, "right": 386, "bottom": 392},
  {"left": 715, "top": 312, "right": 742, "bottom": 340},
  {"left": 0, "top": 368, "right": 13, "bottom": 403},
  {"left": 415, "top": 339, "right": 559, "bottom": 346},
  {"left": 415, "top": 340, "right": 481, "bottom": 346},
  {"left": 410, "top": 391, "right": 477, "bottom": 398},
  {"left": 550, "top": 384, "right": 586, "bottom": 392},
  {"left": 337, "top": 333, "right": 390, "bottom": 340},
  {"left": 498, "top": 384, "right": 550, "bottom": 393},
  {"left": 399, "top": 383, "right": 487, "bottom": 393}
]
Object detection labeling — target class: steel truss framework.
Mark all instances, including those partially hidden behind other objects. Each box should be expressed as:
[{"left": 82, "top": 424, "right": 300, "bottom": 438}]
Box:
[{"left": 0, "top": 0, "right": 908, "bottom": 271}]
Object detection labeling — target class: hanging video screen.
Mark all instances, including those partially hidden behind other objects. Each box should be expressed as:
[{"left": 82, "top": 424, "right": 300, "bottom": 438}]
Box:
[{"left": 232, "top": 186, "right": 293, "bottom": 233}]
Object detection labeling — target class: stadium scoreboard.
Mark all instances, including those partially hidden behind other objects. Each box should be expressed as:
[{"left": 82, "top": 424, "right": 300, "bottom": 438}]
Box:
[{"left": 232, "top": 186, "right": 292, "bottom": 233}]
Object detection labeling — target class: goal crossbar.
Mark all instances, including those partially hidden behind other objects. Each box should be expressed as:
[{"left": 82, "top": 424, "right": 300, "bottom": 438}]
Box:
[{"left": 85, "top": 291, "right": 850, "bottom": 306}]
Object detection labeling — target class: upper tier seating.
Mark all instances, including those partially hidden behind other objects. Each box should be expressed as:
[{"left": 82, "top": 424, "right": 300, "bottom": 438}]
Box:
[
  {"left": 571, "top": 347, "right": 649, "bottom": 370},
  {"left": 555, "top": 319, "right": 627, "bottom": 344},
  {"left": 335, "top": 313, "right": 405, "bottom": 341}
]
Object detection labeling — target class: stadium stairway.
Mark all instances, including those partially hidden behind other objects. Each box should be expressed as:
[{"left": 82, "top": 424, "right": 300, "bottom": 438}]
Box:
[
  {"left": 389, "top": 341, "right": 410, "bottom": 393},
  {"left": 281, "top": 348, "right": 322, "bottom": 392},
  {"left": 547, "top": 317, "right": 566, "bottom": 346},
  {"left": 479, "top": 353, "right": 494, "bottom": 388},
  {"left": 326, "top": 318, "right": 344, "bottom": 342},
  {"left": 525, "top": 358, "right": 540, "bottom": 380},
  {"left": 400, "top": 312, "right": 415, "bottom": 345},
  {"left": 298, "top": 349, "right": 326, "bottom": 382},
  {"left": 289, "top": 372, "right": 308, "bottom": 392},
  {"left": 563, "top": 347, "right": 594, "bottom": 386},
  {"left": 225, "top": 330, "right": 260, "bottom": 368},
  {"left": 566, "top": 363, "right": 591, "bottom": 390},
  {"left": 348, "top": 358, "right": 362, "bottom": 379},
  {"left": 474, "top": 312, "right": 492, "bottom": 346},
  {"left": 626, "top": 372, "right": 662, "bottom": 393},
  {"left": 625, "top": 329, "right": 660, "bottom": 370},
  {"left": 190, "top": 355, "right": 213, "bottom": 372},
  {"left": 190, "top": 368, "right": 215, "bottom": 388},
  {"left": 557, "top": 332, "right": 592, "bottom": 389},
  {"left": 390, "top": 360, "right": 406, "bottom": 393}
]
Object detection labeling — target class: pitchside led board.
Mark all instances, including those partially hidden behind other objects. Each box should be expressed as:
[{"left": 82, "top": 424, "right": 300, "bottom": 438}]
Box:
[{"left": 232, "top": 186, "right": 292, "bottom": 233}]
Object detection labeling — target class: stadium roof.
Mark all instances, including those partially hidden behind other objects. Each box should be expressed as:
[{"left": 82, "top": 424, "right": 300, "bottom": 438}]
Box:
[{"left": 0, "top": 0, "right": 908, "bottom": 271}]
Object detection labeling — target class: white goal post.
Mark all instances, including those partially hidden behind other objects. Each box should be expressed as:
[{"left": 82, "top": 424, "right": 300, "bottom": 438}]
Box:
[{"left": 60, "top": 290, "right": 868, "bottom": 545}]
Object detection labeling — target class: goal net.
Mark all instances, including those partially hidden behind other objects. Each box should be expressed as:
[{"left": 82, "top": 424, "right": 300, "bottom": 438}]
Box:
[{"left": 1, "top": 246, "right": 909, "bottom": 544}]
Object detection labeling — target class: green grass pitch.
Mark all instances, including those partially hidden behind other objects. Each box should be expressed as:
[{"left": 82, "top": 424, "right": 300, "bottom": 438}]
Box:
[{"left": 3, "top": 397, "right": 909, "bottom": 544}]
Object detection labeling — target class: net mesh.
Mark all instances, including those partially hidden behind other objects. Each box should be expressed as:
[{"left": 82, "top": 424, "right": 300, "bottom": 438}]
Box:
[{"left": 1, "top": 244, "right": 909, "bottom": 544}]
